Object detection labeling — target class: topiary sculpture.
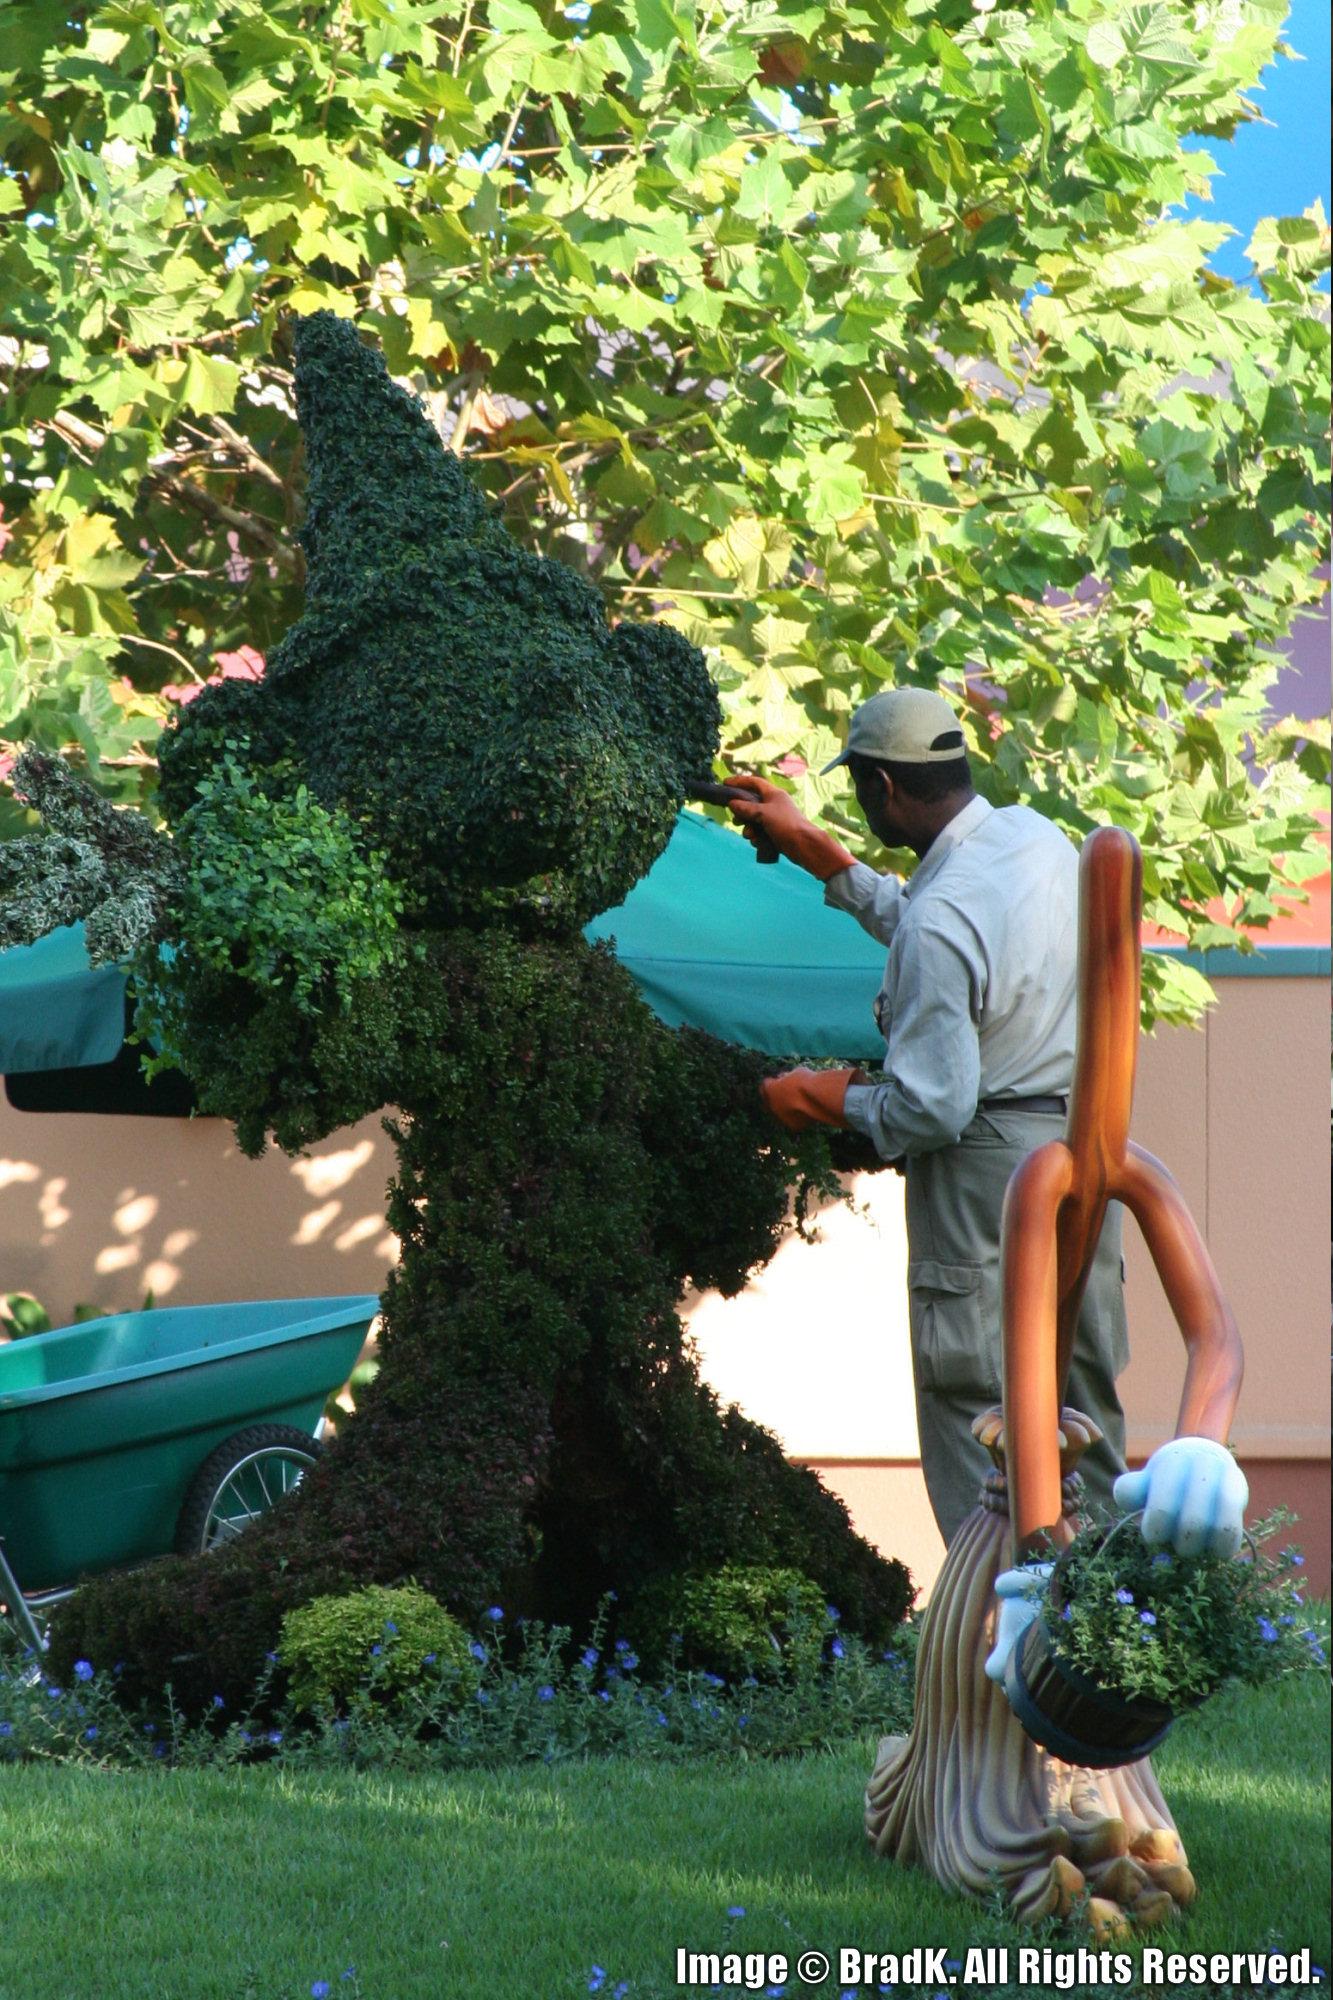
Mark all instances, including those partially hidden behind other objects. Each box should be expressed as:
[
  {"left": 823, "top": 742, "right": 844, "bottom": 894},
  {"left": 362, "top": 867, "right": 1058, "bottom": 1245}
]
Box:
[{"left": 24, "top": 314, "right": 909, "bottom": 1711}]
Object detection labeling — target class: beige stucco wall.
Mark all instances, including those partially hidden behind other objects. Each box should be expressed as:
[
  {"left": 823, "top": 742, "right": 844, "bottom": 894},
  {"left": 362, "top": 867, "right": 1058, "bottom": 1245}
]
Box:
[
  {"left": 1118, "top": 975, "right": 1330, "bottom": 1462},
  {"left": 2, "top": 971, "right": 1326, "bottom": 1602},
  {"left": 0, "top": 1107, "right": 399, "bottom": 1327}
]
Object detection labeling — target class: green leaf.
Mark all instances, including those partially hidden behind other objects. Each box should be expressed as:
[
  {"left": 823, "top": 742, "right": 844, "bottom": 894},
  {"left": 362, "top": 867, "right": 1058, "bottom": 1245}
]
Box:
[{"left": 176, "top": 351, "right": 242, "bottom": 417}]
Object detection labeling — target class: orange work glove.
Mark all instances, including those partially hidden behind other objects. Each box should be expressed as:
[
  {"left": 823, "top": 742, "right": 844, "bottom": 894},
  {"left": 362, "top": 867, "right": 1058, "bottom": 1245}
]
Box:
[
  {"left": 760, "top": 1067, "right": 860, "bottom": 1131},
  {"left": 725, "top": 776, "right": 855, "bottom": 882}
]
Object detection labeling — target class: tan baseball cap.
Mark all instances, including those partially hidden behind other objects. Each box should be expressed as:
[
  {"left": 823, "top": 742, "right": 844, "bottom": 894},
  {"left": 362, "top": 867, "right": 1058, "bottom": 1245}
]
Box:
[{"left": 821, "top": 688, "right": 966, "bottom": 771}]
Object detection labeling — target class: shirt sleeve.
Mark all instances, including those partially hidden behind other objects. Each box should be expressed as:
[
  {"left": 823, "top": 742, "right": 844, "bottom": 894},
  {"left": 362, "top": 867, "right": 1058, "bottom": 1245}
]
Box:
[
  {"left": 823, "top": 860, "right": 905, "bottom": 945},
  {"left": 841, "top": 920, "right": 983, "bottom": 1160}
]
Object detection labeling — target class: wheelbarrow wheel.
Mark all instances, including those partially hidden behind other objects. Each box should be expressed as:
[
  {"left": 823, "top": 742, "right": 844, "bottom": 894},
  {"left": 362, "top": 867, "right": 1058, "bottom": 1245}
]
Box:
[{"left": 175, "top": 1424, "right": 322, "bottom": 1556}]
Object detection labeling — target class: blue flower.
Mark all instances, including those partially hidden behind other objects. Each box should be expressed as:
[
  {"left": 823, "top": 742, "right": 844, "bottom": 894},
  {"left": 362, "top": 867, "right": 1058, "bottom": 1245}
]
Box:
[
  {"left": 589, "top": 1968, "right": 606, "bottom": 1992},
  {"left": 144, "top": 1722, "right": 155, "bottom": 1734},
  {"left": 85, "top": 1726, "right": 97, "bottom": 1741},
  {"left": 598, "top": 1690, "right": 611, "bottom": 1704},
  {"left": 476, "top": 1689, "right": 489, "bottom": 1704},
  {"left": 469, "top": 1642, "right": 487, "bottom": 1662},
  {"left": 370, "top": 1645, "right": 383, "bottom": 1657},
  {"left": 620, "top": 1652, "right": 639, "bottom": 1670},
  {"left": 312, "top": 1984, "right": 331, "bottom": 1998},
  {"left": 1151, "top": 1552, "right": 1172, "bottom": 1567},
  {"left": 538, "top": 1685, "right": 554, "bottom": 1702},
  {"left": 1139, "top": 1611, "right": 1157, "bottom": 1626},
  {"left": 1061, "top": 1604, "right": 1073, "bottom": 1622},
  {"left": 0, "top": 1723, "right": 10, "bottom": 1738},
  {"left": 613, "top": 1986, "right": 629, "bottom": 2000},
  {"left": 47, "top": 1686, "right": 62, "bottom": 1700},
  {"left": 831, "top": 1638, "right": 845, "bottom": 1659},
  {"left": 154, "top": 1743, "right": 165, "bottom": 1757},
  {"left": 1257, "top": 1618, "right": 1278, "bottom": 1642},
  {"left": 268, "top": 1730, "right": 282, "bottom": 1745},
  {"left": 1115, "top": 1588, "right": 1134, "bottom": 1605},
  {"left": 384, "top": 1620, "right": 398, "bottom": 1635},
  {"left": 656, "top": 1712, "right": 668, "bottom": 1726},
  {"left": 74, "top": 1660, "right": 94, "bottom": 1683},
  {"left": 1291, "top": 1554, "right": 1305, "bottom": 1566},
  {"left": 727, "top": 1906, "right": 746, "bottom": 1917},
  {"left": 487, "top": 1606, "right": 504, "bottom": 1621},
  {"left": 615, "top": 1639, "right": 630, "bottom": 1651},
  {"left": 240, "top": 1732, "right": 252, "bottom": 1745},
  {"left": 738, "top": 1715, "right": 748, "bottom": 1728},
  {"left": 342, "top": 1973, "right": 356, "bottom": 1984},
  {"left": 213, "top": 1694, "right": 225, "bottom": 1708},
  {"left": 582, "top": 1648, "right": 599, "bottom": 1670}
]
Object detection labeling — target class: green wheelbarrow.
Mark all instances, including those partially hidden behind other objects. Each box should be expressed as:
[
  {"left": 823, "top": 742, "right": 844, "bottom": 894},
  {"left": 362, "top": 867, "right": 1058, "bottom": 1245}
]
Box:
[{"left": 0, "top": 1294, "right": 379, "bottom": 1651}]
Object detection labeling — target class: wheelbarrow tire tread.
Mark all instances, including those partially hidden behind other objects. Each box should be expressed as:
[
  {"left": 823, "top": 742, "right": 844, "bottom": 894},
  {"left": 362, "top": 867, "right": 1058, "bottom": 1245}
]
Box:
[{"left": 175, "top": 1423, "right": 322, "bottom": 1557}]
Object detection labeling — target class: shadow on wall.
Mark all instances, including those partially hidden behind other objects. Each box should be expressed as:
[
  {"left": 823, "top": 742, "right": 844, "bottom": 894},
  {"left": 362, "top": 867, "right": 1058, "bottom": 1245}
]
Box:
[{"left": 0, "top": 1104, "right": 399, "bottom": 1327}]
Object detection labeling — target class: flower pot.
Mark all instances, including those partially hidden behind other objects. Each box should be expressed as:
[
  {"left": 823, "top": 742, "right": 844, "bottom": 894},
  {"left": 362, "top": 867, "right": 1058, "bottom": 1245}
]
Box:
[{"left": 1003, "top": 1615, "right": 1176, "bottom": 1769}]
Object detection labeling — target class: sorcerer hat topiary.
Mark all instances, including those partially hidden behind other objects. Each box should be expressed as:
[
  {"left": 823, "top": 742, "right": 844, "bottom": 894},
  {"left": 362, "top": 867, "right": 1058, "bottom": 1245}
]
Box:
[{"left": 163, "top": 312, "right": 721, "bottom": 932}]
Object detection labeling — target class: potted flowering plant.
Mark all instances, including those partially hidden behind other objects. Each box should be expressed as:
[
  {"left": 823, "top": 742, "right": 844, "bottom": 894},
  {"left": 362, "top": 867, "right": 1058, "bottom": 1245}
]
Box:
[{"left": 1004, "top": 1510, "right": 1324, "bottom": 1769}]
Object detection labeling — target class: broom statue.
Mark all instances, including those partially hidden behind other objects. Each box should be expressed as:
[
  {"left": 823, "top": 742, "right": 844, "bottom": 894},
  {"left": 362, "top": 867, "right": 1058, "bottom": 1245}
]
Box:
[{"left": 865, "top": 825, "right": 1247, "bottom": 1933}]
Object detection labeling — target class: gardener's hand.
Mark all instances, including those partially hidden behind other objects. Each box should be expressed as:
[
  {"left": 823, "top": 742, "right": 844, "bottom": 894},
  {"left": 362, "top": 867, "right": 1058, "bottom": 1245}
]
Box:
[
  {"left": 984, "top": 1563, "right": 1053, "bottom": 1685},
  {"left": 760, "top": 1067, "right": 861, "bottom": 1131},
  {"left": 1113, "top": 1436, "right": 1248, "bottom": 1559},
  {"left": 726, "top": 776, "right": 856, "bottom": 882}
]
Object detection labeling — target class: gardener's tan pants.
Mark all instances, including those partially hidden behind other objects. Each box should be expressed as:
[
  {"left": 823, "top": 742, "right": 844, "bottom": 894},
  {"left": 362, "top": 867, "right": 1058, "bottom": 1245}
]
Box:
[{"left": 904, "top": 1103, "right": 1129, "bottom": 1549}]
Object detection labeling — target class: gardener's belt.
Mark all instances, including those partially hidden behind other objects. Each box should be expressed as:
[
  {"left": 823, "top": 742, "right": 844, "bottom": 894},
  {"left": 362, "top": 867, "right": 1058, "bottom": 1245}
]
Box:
[{"left": 977, "top": 1094, "right": 1069, "bottom": 1117}]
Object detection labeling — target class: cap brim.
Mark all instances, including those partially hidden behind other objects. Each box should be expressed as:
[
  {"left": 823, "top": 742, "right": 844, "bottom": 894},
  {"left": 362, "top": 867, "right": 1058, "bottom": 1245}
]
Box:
[{"left": 820, "top": 748, "right": 852, "bottom": 774}]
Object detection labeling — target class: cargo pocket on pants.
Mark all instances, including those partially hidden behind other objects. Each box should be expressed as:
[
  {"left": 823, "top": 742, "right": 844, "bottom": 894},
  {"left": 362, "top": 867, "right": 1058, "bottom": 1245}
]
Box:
[{"left": 907, "top": 1258, "right": 1000, "bottom": 1398}]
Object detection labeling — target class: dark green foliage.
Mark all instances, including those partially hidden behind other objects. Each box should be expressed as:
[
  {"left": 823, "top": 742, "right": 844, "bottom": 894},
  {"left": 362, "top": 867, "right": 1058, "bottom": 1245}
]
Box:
[
  {"left": 46, "top": 316, "right": 910, "bottom": 1708},
  {"left": 159, "top": 313, "right": 721, "bottom": 935},
  {"left": 51, "top": 933, "right": 907, "bottom": 1708}
]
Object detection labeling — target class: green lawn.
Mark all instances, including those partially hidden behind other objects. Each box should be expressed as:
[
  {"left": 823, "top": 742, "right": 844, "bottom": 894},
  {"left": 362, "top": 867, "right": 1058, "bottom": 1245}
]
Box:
[{"left": 0, "top": 1673, "right": 1326, "bottom": 2000}]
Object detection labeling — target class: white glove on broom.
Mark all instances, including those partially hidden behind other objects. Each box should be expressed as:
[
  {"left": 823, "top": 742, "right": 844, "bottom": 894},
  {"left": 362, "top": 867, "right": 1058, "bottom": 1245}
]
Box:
[{"left": 1113, "top": 1436, "right": 1248, "bottom": 1559}]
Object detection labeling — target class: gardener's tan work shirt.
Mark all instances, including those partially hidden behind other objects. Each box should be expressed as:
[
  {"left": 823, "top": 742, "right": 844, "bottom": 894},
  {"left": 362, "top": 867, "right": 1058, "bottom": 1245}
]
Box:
[{"left": 824, "top": 795, "right": 1080, "bottom": 1160}]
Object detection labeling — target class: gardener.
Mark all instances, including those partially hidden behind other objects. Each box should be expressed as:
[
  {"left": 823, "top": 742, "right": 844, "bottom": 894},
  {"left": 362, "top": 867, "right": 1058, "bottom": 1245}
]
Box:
[{"left": 726, "top": 688, "right": 1128, "bottom": 1546}]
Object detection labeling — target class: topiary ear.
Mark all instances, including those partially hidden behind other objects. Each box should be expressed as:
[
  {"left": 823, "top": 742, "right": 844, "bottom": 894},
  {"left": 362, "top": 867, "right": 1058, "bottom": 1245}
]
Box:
[{"left": 608, "top": 618, "right": 721, "bottom": 792}]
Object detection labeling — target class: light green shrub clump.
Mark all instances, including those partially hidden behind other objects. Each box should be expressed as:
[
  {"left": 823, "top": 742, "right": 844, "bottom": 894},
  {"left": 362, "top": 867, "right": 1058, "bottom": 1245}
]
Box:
[
  {"left": 279, "top": 1585, "right": 475, "bottom": 1713},
  {"left": 636, "top": 1565, "right": 829, "bottom": 1679}
]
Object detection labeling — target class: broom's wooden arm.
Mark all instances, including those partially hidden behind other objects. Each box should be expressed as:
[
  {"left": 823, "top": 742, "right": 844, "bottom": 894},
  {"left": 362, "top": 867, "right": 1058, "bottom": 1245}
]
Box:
[{"left": 1001, "top": 828, "right": 1243, "bottom": 1559}]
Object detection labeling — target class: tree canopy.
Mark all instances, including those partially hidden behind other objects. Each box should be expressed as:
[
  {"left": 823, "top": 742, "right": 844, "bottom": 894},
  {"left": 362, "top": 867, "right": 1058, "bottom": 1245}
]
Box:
[{"left": 1, "top": 0, "right": 1328, "bottom": 1023}]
